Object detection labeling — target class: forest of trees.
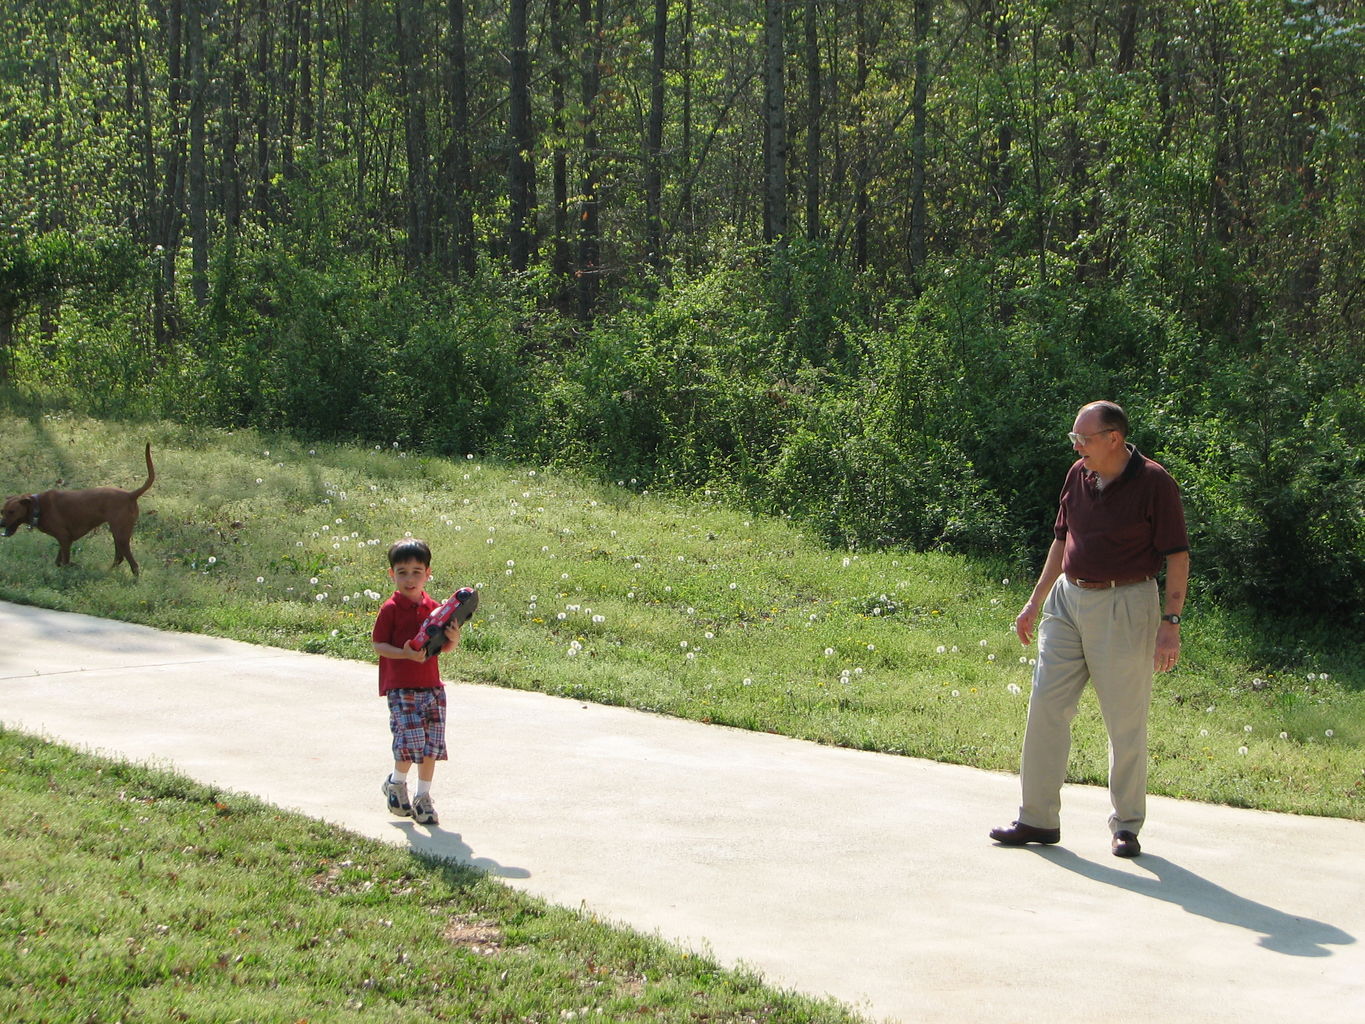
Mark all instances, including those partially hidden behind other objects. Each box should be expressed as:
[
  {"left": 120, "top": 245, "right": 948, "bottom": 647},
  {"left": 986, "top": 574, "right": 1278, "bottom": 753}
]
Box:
[{"left": 2, "top": 0, "right": 1363, "bottom": 621}]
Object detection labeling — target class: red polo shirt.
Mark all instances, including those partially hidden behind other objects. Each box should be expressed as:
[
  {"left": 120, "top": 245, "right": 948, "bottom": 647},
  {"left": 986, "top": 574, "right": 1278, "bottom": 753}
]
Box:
[
  {"left": 1054, "top": 446, "right": 1189, "bottom": 581},
  {"left": 372, "top": 590, "right": 442, "bottom": 695}
]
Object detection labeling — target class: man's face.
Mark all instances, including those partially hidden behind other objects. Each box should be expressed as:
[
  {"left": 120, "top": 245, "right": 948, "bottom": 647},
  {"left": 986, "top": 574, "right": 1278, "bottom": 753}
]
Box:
[
  {"left": 1070, "top": 410, "right": 1119, "bottom": 470},
  {"left": 389, "top": 558, "right": 432, "bottom": 599}
]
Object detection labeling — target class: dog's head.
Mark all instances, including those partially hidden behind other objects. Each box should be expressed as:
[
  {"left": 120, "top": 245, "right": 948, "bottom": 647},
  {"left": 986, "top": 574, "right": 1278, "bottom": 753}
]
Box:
[{"left": 1, "top": 495, "right": 34, "bottom": 537}]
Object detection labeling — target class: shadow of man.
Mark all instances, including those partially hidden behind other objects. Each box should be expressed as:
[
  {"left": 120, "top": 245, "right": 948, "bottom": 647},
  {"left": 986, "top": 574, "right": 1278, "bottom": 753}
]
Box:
[
  {"left": 391, "top": 820, "right": 531, "bottom": 880},
  {"left": 1036, "top": 846, "right": 1354, "bottom": 957}
]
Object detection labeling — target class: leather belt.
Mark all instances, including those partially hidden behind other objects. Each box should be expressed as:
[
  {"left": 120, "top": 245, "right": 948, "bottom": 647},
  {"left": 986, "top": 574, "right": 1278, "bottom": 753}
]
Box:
[{"left": 1066, "top": 575, "right": 1152, "bottom": 590}]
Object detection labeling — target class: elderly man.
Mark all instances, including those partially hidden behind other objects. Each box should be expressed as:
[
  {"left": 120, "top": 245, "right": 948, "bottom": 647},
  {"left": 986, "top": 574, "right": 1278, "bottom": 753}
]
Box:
[{"left": 991, "top": 401, "right": 1189, "bottom": 858}]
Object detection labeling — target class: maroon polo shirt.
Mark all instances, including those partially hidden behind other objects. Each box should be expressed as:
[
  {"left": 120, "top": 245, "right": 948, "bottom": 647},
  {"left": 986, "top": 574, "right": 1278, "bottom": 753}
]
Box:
[
  {"left": 1054, "top": 446, "right": 1189, "bottom": 582},
  {"left": 372, "top": 589, "right": 442, "bottom": 695}
]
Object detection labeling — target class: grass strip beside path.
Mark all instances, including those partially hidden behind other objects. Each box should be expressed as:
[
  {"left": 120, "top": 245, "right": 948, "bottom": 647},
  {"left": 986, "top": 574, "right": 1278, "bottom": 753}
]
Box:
[{"left": 0, "top": 729, "right": 863, "bottom": 1024}]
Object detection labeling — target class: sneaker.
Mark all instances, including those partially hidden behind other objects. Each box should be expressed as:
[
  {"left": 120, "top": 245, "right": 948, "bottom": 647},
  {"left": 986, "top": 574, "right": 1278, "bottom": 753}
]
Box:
[
  {"left": 411, "top": 793, "right": 439, "bottom": 826},
  {"left": 382, "top": 778, "right": 412, "bottom": 817}
]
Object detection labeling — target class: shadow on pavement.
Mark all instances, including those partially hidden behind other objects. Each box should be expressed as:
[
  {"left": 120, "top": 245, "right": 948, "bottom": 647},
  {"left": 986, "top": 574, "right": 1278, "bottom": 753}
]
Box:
[
  {"left": 391, "top": 820, "right": 531, "bottom": 879},
  {"left": 1037, "top": 846, "right": 1355, "bottom": 957}
]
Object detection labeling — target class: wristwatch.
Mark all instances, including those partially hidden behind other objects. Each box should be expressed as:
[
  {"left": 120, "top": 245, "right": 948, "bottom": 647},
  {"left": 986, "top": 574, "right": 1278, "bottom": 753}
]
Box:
[{"left": 1161, "top": 613, "right": 1182, "bottom": 625}]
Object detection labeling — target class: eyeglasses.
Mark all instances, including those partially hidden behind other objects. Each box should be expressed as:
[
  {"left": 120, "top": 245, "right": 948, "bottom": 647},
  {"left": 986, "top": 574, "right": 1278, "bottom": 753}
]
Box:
[{"left": 1068, "top": 429, "right": 1115, "bottom": 446}]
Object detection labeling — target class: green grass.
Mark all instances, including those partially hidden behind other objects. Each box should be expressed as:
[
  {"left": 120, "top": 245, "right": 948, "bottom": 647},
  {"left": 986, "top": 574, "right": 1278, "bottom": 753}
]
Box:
[
  {"left": 0, "top": 729, "right": 861, "bottom": 1024},
  {"left": 1, "top": 409, "right": 1362, "bottom": 823}
]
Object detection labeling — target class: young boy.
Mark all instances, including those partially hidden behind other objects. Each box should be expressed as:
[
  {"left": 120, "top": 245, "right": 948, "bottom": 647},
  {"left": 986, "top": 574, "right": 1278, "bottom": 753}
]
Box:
[{"left": 371, "top": 538, "right": 459, "bottom": 826}]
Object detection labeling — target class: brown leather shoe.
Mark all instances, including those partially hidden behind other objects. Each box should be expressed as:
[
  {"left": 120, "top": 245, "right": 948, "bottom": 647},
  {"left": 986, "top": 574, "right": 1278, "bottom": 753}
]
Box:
[
  {"left": 989, "top": 821, "right": 1061, "bottom": 846},
  {"left": 1112, "top": 830, "right": 1141, "bottom": 858}
]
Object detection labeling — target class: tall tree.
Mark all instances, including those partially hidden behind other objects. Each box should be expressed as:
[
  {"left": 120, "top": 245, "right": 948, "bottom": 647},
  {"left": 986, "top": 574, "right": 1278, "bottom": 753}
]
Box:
[
  {"left": 441, "top": 0, "right": 476, "bottom": 279},
  {"left": 154, "top": 0, "right": 188, "bottom": 348},
  {"left": 547, "top": 0, "right": 572, "bottom": 280},
  {"left": 803, "top": 0, "right": 821, "bottom": 241},
  {"left": 508, "top": 0, "right": 536, "bottom": 272},
  {"left": 644, "top": 0, "right": 668, "bottom": 274},
  {"left": 187, "top": 0, "right": 208, "bottom": 307},
  {"left": 763, "top": 0, "right": 788, "bottom": 245},
  {"left": 907, "top": 0, "right": 931, "bottom": 285},
  {"left": 576, "top": 0, "right": 603, "bottom": 322},
  {"left": 396, "top": 0, "right": 432, "bottom": 268}
]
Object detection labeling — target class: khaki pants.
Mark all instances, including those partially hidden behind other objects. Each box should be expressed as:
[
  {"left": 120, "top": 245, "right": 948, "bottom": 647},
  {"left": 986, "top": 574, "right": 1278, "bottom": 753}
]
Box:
[{"left": 1018, "top": 576, "right": 1159, "bottom": 835}]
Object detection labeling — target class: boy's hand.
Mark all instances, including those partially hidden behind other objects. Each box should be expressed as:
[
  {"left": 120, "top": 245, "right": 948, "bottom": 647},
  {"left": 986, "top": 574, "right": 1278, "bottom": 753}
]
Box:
[
  {"left": 402, "top": 640, "right": 429, "bottom": 662},
  {"left": 440, "top": 622, "right": 461, "bottom": 653}
]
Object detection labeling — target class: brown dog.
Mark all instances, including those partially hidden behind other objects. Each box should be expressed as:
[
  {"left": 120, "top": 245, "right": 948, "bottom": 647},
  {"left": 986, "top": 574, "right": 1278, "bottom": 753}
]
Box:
[{"left": 2, "top": 444, "right": 155, "bottom": 575}]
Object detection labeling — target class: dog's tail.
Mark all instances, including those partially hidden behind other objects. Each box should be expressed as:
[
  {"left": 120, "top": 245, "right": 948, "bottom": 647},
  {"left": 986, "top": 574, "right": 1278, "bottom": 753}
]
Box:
[{"left": 131, "top": 443, "right": 155, "bottom": 498}]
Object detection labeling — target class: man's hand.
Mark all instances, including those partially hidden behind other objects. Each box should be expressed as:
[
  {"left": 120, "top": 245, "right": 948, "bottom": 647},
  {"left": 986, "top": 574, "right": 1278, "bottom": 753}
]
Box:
[
  {"left": 1154, "top": 622, "right": 1180, "bottom": 672},
  {"left": 1015, "top": 603, "right": 1040, "bottom": 646}
]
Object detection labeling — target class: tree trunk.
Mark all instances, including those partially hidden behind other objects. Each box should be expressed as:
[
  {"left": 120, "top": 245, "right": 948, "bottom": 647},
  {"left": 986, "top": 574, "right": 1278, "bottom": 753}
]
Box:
[
  {"left": 396, "top": 0, "right": 432, "bottom": 268},
  {"left": 253, "top": 0, "right": 271, "bottom": 218},
  {"left": 907, "top": 0, "right": 931, "bottom": 285},
  {"left": 763, "top": 0, "right": 788, "bottom": 246},
  {"left": 576, "top": 0, "right": 603, "bottom": 322},
  {"left": 548, "top": 0, "right": 572, "bottom": 280},
  {"left": 188, "top": 0, "right": 209, "bottom": 307},
  {"left": 679, "top": 0, "right": 695, "bottom": 261},
  {"left": 508, "top": 0, "right": 536, "bottom": 272},
  {"left": 156, "top": 0, "right": 189, "bottom": 350},
  {"left": 644, "top": 0, "right": 668, "bottom": 274},
  {"left": 852, "top": 1, "right": 869, "bottom": 269},
  {"left": 442, "top": 0, "right": 476, "bottom": 279},
  {"left": 804, "top": 0, "right": 821, "bottom": 242}
]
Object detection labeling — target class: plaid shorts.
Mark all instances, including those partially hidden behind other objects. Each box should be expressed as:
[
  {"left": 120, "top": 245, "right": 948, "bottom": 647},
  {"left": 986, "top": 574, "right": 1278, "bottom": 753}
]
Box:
[{"left": 386, "top": 687, "right": 448, "bottom": 764}]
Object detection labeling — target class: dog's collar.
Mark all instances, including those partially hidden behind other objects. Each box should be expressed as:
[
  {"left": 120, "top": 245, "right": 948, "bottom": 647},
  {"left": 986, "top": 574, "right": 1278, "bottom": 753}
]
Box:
[{"left": 27, "top": 494, "right": 40, "bottom": 528}]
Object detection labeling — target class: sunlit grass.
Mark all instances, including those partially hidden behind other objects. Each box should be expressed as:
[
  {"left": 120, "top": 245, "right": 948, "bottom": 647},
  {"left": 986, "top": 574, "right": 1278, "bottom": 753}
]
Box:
[{"left": 1, "top": 409, "right": 1362, "bottom": 820}]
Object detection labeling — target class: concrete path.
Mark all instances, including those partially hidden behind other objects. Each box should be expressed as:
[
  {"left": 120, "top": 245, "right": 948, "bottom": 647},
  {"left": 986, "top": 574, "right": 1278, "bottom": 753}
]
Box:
[{"left": 2, "top": 600, "right": 1362, "bottom": 1023}]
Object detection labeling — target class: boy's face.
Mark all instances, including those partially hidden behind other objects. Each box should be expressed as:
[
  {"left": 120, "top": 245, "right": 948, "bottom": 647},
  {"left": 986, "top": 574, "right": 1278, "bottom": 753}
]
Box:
[{"left": 389, "top": 558, "right": 432, "bottom": 600}]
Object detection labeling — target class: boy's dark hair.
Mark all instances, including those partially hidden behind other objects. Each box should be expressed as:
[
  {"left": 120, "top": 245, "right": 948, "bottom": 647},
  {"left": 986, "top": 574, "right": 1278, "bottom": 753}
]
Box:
[{"left": 388, "top": 538, "right": 432, "bottom": 567}]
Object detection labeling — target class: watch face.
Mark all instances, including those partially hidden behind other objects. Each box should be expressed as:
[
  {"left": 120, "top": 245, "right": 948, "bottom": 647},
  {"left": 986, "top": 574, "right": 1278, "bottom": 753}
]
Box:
[{"left": 1164, "top": 614, "right": 1181, "bottom": 624}]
